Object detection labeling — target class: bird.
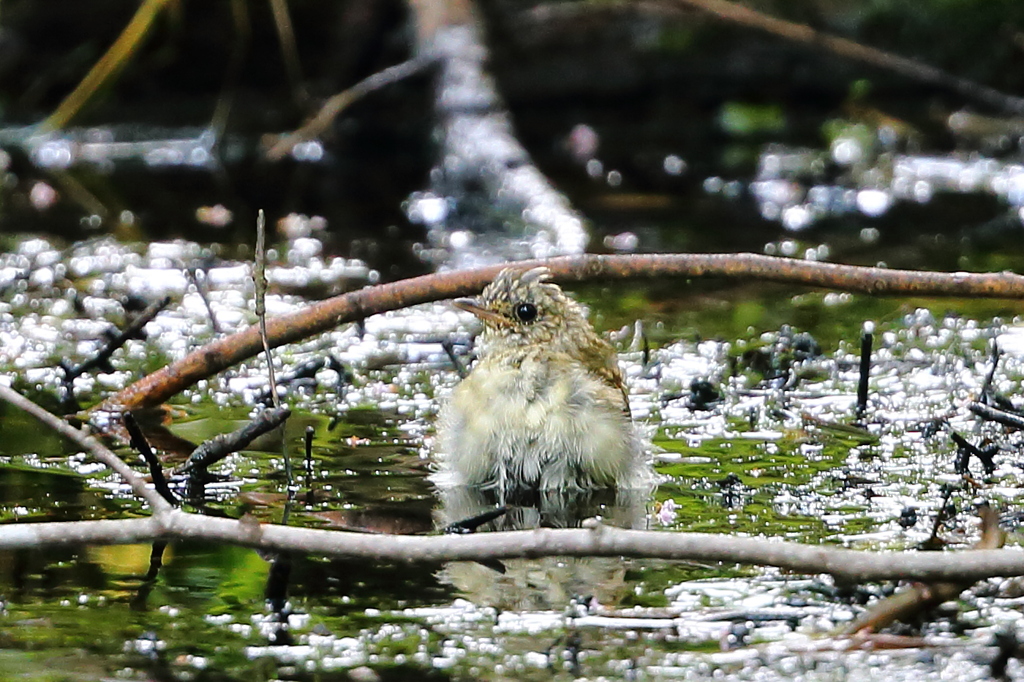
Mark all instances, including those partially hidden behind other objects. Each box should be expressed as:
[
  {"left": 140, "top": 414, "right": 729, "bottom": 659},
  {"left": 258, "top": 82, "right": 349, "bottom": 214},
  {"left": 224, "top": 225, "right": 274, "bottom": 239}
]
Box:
[{"left": 436, "top": 266, "right": 646, "bottom": 493}]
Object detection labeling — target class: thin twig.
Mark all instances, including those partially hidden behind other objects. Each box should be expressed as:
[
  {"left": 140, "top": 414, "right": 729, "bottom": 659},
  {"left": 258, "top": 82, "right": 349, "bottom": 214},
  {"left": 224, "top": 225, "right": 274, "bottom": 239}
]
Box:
[
  {"left": 254, "top": 209, "right": 279, "bottom": 407},
  {"left": 267, "top": 0, "right": 305, "bottom": 101},
  {"left": 186, "top": 268, "right": 222, "bottom": 335},
  {"left": 95, "top": 253, "right": 1024, "bottom": 414},
  {"left": 980, "top": 339, "right": 1001, "bottom": 401},
  {"left": 60, "top": 295, "right": 171, "bottom": 383},
  {"left": 441, "top": 338, "right": 468, "bottom": 379},
  {"left": 265, "top": 56, "right": 433, "bottom": 160},
  {"left": 0, "top": 384, "right": 170, "bottom": 513},
  {"left": 303, "top": 425, "right": 315, "bottom": 505},
  {"left": 856, "top": 322, "right": 873, "bottom": 421},
  {"left": 122, "top": 412, "right": 178, "bottom": 506},
  {"left": 209, "top": 0, "right": 251, "bottom": 141}
]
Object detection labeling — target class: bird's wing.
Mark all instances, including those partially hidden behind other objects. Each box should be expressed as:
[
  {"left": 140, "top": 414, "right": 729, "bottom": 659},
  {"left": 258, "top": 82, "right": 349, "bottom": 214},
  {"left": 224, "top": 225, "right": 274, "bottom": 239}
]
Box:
[{"left": 581, "top": 338, "right": 631, "bottom": 418}]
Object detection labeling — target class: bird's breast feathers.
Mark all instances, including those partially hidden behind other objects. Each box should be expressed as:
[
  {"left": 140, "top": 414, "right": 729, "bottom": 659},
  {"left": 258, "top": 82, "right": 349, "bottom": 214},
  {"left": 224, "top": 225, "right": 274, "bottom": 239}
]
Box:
[{"left": 440, "top": 356, "right": 635, "bottom": 488}]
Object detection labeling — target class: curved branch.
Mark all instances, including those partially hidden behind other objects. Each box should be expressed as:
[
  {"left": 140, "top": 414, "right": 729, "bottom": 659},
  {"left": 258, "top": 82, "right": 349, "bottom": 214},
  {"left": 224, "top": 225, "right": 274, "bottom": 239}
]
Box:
[
  {"left": 0, "top": 512, "right": 1021, "bottom": 584},
  {"left": 95, "top": 253, "right": 1024, "bottom": 413}
]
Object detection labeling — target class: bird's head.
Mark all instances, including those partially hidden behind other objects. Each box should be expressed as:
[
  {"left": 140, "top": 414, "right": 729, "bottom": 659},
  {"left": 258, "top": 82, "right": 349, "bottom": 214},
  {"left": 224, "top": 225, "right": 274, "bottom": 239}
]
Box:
[{"left": 454, "top": 267, "right": 593, "bottom": 352}]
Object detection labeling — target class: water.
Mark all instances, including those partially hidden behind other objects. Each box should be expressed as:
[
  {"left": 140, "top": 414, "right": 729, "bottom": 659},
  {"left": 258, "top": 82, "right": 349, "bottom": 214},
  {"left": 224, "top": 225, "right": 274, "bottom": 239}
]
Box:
[
  {"left": 4, "top": 2, "right": 1024, "bottom": 677},
  {"left": 2, "top": 230, "right": 1023, "bottom": 678}
]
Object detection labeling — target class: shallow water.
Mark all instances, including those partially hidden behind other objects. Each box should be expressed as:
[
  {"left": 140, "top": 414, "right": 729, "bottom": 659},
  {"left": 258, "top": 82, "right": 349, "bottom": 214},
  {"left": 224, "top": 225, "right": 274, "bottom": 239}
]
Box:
[
  {"left": 2, "top": 231, "right": 1024, "bottom": 679},
  {"left": 4, "top": 2, "right": 1024, "bottom": 676}
]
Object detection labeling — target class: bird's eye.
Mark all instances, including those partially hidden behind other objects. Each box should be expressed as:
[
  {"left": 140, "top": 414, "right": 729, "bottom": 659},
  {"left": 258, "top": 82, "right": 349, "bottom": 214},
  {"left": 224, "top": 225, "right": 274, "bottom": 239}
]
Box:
[{"left": 513, "top": 302, "right": 538, "bottom": 323}]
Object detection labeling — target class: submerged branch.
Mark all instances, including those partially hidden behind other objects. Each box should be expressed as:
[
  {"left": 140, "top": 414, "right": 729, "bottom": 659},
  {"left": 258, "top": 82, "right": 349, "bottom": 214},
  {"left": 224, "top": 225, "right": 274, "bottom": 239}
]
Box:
[
  {"left": 95, "top": 253, "right": 1024, "bottom": 413},
  {"left": 0, "top": 513, "right": 1021, "bottom": 584}
]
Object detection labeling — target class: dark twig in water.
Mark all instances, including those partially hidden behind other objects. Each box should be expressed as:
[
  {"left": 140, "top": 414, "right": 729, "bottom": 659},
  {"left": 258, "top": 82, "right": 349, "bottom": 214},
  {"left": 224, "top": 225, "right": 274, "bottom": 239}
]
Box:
[
  {"left": 856, "top": 323, "right": 873, "bottom": 421},
  {"left": 122, "top": 412, "right": 178, "bottom": 506},
  {"left": 981, "top": 340, "right": 1000, "bottom": 401},
  {"left": 923, "top": 485, "right": 958, "bottom": 549},
  {"left": 662, "top": 0, "right": 1024, "bottom": 115},
  {"left": 303, "top": 426, "right": 315, "bottom": 506},
  {"left": 129, "top": 540, "right": 168, "bottom": 611},
  {"left": 977, "top": 340, "right": 1022, "bottom": 413},
  {"left": 951, "top": 431, "right": 997, "bottom": 476},
  {"left": 255, "top": 355, "right": 349, "bottom": 407},
  {"left": 94, "top": 254, "right": 1024, "bottom": 413},
  {"left": 990, "top": 629, "right": 1024, "bottom": 680},
  {"left": 443, "top": 507, "right": 509, "bottom": 534},
  {"left": 60, "top": 295, "right": 170, "bottom": 385},
  {"left": 969, "top": 402, "right": 1024, "bottom": 431},
  {"left": 642, "top": 325, "right": 651, "bottom": 368},
  {"left": 265, "top": 56, "right": 434, "bottom": 160},
  {"left": 264, "top": 551, "right": 294, "bottom": 643},
  {"left": 181, "top": 406, "right": 291, "bottom": 474}
]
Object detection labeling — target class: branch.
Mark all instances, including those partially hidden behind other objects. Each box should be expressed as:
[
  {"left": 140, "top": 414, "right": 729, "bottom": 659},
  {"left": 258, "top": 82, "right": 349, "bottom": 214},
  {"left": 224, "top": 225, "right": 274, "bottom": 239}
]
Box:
[
  {"left": 0, "top": 513, "right": 1022, "bottom": 584},
  {"left": 60, "top": 295, "right": 170, "bottom": 382},
  {"left": 264, "top": 56, "right": 434, "bottom": 161},
  {"left": 95, "top": 253, "right": 1024, "bottom": 413},
  {"left": 663, "top": 0, "right": 1024, "bottom": 115},
  {"left": 42, "top": 0, "right": 175, "bottom": 130},
  {"left": 0, "top": 384, "right": 171, "bottom": 513}
]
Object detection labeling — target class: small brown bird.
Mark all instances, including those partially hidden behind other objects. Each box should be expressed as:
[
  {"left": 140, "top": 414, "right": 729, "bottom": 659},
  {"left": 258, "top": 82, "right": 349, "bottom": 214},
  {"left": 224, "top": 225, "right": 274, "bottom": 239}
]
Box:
[{"left": 437, "top": 267, "right": 646, "bottom": 491}]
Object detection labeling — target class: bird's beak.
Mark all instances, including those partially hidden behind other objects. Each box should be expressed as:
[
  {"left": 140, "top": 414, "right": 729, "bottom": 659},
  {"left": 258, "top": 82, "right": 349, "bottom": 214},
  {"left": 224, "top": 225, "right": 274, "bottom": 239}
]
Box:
[{"left": 454, "top": 298, "right": 507, "bottom": 326}]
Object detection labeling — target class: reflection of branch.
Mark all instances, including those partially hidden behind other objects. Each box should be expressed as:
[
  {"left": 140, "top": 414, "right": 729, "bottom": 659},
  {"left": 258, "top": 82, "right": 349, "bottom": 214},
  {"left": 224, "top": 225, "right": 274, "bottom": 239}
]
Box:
[
  {"left": 264, "top": 57, "right": 434, "bottom": 161},
  {"left": 97, "top": 253, "right": 1024, "bottom": 413},
  {"left": 0, "top": 513, "right": 1022, "bottom": 583},
  {"left": 0, "top": 384, "right": 170, "bottom": 512},
  {"left": 662, "top": 0, "right": 1024, "bottom": 115}
]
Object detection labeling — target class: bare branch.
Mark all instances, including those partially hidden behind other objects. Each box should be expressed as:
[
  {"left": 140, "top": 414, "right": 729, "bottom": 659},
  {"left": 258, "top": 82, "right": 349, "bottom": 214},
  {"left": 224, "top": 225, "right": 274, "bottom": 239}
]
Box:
[
  {"left": 96, "top": 253, "right": 1024, "bottom": 413},
  {"left": 0, "top": 513, "right": 1022, "bottom": 584}
]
